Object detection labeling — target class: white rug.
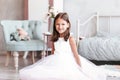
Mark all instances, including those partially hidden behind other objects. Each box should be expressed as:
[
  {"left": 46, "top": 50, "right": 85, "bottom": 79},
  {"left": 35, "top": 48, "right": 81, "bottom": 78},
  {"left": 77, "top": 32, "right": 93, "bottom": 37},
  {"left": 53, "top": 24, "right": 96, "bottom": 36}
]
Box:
[
  {"left": 101, "top": 65, "right": 120, "bottom": 72},
  {"left": 100, "top": 65, "right": 120, "bottom": 72},
  {"left": 100, "top": 65, "right": 120, "bottom": 80}
]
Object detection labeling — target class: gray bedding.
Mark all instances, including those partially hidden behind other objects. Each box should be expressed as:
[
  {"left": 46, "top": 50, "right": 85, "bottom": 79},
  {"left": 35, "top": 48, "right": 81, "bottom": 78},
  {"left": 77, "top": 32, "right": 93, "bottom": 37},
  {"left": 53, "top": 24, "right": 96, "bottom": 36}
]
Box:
[{"left": 78, "top": 36, "right": 120, "bottom": 61}]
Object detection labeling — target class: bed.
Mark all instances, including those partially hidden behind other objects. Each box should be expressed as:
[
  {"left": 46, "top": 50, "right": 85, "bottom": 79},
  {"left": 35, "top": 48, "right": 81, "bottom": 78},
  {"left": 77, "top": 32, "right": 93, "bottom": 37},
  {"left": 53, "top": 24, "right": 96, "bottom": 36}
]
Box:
[{"left": 77, "top": 12, "right": 120, "bottom": 61}]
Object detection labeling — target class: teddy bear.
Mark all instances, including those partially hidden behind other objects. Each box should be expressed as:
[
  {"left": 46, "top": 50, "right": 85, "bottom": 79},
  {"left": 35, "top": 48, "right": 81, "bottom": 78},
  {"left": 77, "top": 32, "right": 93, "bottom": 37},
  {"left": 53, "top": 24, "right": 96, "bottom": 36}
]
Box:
[{"left": 17, "top": 28, "right": 30, "bottom": 41}]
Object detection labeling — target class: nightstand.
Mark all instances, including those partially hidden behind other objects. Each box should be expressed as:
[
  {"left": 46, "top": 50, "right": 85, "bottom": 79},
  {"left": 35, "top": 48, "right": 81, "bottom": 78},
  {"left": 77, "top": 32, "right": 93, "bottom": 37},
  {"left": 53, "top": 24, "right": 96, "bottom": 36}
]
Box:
[{"left": 42, "top": 32, "right": 52, "bottom": 57}]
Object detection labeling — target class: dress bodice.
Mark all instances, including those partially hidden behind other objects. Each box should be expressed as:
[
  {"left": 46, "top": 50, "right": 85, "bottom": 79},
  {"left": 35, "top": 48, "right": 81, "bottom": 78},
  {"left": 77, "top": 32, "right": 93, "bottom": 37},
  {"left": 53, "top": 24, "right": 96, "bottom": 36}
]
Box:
[{"left": 54, "top": 38, "right": 72, "bottom": 55}]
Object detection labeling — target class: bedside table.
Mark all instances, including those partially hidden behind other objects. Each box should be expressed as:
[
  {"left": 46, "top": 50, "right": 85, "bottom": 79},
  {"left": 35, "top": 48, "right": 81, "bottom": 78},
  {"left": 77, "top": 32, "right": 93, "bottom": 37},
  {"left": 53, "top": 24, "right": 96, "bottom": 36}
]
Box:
[{"left": 42, "top": 32, "right": 52, "bottom": 57}]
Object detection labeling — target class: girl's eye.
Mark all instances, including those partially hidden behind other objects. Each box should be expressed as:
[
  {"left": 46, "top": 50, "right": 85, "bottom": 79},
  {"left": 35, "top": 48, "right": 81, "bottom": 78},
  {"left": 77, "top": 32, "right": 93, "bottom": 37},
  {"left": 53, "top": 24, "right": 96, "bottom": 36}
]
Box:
[
  {"left": 56, "top": 24, "right": 59, "bottom": 26},
  {"left": 56, "top": 23, "right": 65, "bottom": 26}
]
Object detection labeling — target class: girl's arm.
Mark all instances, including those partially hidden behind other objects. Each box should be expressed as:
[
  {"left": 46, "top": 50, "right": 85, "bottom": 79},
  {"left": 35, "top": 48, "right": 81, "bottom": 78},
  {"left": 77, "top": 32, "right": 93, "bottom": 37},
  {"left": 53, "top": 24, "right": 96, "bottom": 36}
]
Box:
[
  {"left": 69, "top": 36, "right": 81, "bottom": 66},
  {"left": 51, "top": 42, "right": 55, "bottom": 54}
]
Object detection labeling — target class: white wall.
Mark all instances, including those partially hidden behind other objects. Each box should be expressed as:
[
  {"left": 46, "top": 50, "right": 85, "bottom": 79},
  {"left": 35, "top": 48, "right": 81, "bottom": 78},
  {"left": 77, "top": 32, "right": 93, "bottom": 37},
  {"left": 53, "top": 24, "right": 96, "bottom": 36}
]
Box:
[
  {"left": 54, "top": 0, "right": 63, "bottom": 12},
  {"left": 64, "top": 0, "right": 120, "bottom": 38},
  {"left": 28, "top": 0, "right": 48, "bottom": 20}
]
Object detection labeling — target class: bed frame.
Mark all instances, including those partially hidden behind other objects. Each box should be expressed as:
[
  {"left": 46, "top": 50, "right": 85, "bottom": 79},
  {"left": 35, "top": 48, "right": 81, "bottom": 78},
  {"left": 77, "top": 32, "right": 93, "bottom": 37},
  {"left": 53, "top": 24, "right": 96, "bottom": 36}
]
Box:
[{"left": 76, "top": 12, "right": 120, "bottom": 46}]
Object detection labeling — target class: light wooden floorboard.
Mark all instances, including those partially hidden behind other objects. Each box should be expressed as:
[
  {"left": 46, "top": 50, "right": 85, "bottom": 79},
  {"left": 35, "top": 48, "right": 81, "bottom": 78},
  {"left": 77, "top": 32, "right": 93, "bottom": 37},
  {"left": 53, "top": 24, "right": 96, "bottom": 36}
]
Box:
[{"left": 0, "top": 54, "right": 39, "bottom": 80}]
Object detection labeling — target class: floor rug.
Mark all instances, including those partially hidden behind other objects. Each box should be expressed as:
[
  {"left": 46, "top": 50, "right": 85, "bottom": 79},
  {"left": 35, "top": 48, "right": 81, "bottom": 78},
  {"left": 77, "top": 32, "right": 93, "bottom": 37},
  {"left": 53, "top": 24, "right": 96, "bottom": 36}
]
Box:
[
  {"left": 100, "top": 65, "right": 120, "bottom": 72},
  {"left": 99, "top": 65, "right": 120, "bottom": 80}
]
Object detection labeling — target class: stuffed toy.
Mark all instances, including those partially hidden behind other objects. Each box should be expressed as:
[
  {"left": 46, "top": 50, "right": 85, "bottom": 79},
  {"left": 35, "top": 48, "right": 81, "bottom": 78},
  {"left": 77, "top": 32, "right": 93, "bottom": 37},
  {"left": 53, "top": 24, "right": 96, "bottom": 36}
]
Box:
[
  {"left": 17, "top": 28, "right": 30, "bottom": 41},
  {"left": 10, "top": 32, "right": 20, "bottom": 41},
  {"left": 10, "top": 28, "right": 30, "bottom": 41}
]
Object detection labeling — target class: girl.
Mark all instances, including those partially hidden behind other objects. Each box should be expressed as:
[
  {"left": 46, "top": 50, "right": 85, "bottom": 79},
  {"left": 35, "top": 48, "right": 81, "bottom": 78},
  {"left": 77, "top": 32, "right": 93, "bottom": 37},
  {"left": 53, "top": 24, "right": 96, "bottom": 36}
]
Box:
[{"left": 19, "top": 12, "right": 120, "bottom": 80}]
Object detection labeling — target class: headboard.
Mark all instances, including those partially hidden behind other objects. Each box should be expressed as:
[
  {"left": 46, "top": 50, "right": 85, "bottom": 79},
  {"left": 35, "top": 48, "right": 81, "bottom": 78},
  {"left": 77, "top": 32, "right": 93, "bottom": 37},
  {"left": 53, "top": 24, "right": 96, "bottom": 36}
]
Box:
[{"left": 76, "top": 11, "right": 120, "bottom": 45}]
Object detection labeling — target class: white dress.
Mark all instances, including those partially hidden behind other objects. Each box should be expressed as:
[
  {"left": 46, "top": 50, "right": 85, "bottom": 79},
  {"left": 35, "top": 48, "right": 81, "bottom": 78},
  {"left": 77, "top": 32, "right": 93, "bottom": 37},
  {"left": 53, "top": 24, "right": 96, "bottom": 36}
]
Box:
[{"left": 19, "top": 38, "right": 120, "bottom": 80}]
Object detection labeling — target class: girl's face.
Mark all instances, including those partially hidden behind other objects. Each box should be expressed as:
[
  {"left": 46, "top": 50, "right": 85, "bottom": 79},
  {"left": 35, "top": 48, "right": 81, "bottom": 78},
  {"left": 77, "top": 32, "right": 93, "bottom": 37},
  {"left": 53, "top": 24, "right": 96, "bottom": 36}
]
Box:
[{"left": 55, "top": 18, "right": 69, "bottom": 36}]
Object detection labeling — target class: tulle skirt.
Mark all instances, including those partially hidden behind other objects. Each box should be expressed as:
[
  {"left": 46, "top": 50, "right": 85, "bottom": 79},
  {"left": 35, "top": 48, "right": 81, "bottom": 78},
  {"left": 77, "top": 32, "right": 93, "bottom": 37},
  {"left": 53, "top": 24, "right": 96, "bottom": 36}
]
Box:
[{"left": 19, "top": 53, "right": 119, "bottom": 80}]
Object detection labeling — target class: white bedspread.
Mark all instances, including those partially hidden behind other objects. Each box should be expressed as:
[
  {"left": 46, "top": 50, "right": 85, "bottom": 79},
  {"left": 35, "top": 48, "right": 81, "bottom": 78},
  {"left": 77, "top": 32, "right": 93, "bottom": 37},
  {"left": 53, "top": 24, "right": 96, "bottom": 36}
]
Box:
[{"left": 78, "top": 36, "right": 120, "bottom": 61}]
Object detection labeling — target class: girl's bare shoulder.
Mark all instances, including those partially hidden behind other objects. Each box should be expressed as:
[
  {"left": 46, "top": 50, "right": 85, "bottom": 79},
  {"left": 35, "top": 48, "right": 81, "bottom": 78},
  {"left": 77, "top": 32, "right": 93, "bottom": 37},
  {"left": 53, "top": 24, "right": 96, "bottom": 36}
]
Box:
[{"left": 69, "top": 36, "right": 76, "bottom": 43}]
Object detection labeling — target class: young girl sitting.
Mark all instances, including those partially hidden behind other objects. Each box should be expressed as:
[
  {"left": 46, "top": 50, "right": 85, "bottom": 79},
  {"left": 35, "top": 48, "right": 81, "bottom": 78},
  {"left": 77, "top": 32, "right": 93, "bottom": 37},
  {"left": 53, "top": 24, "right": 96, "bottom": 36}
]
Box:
[{"left": 19, "top": 12, "right": 120, "bottom": 80}]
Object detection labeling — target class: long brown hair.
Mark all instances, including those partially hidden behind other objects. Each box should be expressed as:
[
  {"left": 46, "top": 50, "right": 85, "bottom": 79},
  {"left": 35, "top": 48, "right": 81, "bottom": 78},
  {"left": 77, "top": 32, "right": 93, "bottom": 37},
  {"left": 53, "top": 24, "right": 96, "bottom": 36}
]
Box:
[{"left": 51, "top": 12, "right": 71, "bottom": 42}]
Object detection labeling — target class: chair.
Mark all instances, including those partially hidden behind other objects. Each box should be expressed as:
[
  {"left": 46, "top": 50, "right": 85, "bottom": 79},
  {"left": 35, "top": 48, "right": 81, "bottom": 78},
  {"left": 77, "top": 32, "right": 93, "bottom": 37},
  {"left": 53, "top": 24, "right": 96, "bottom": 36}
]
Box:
[{"left": 1, "top": 20, "right": 44, "bottom": 70}]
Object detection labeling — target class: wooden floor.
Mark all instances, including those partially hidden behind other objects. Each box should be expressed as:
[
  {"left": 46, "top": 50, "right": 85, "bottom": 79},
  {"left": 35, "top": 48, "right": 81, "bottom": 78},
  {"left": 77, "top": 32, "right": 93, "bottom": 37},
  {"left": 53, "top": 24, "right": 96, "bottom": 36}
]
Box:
[{"left": 0, "top": 54, "right": 40, "bottom": 80}]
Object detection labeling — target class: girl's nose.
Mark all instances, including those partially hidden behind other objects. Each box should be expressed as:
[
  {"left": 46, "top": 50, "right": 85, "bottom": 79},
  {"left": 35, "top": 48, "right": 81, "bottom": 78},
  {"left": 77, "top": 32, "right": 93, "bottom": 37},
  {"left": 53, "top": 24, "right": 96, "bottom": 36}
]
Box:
[{"left": 59, "top": 25, "right": 62, "bottom": 29}]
